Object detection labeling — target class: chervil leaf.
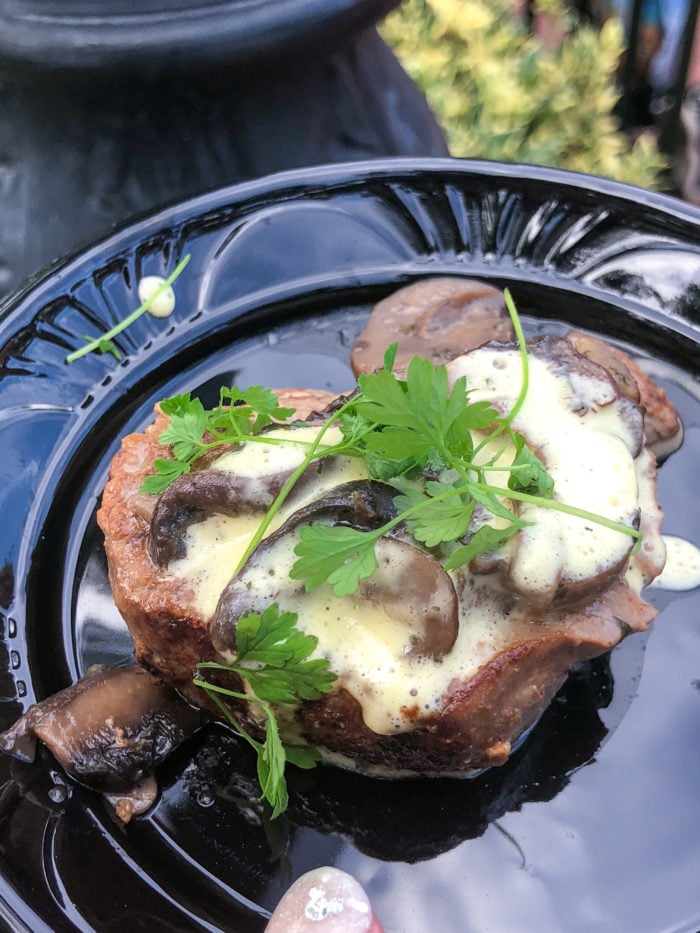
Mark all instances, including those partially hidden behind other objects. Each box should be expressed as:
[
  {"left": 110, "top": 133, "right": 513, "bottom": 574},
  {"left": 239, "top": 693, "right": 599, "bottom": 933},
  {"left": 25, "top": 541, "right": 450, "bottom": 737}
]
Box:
[
  {"left": 469, "top": 482, "right": 519, "bottom": 523},
  {"left": 244, "top": 659, "right": 338, "bottom": 704},
  {"left": 140, "top": 385, "right": 298, "bottom": 493},
  {"left": 235, "top": 604, "right": 303, "bottom": 663},
  {"left": 353, "top": 357, "right": 490, "bottom": 472},
  {"left": 285, "top": 745, "right": 321, "bottom": 769},
  {"left": 93, "top": 337, "right": 122, "bottom": 360},
  {"left": 220, "top": 385, "right": 295, "bottom": 433},
  {"left": 383, "top": 342, "right": 398, "bottom": 371},
  {"left": 363, "top": 450, "right": 418, "bottom": 482},
  {"left": 257, "top": 705, "right": 288, "bottom": 819},
  {"left": 232, "top": 604, "right": 336, "bottom": 702},
  {"left": 394, "top": 484, "right": 475, "bottom": 547},
  {"left": 158, "top": 393, "right": 193, "bottom": 419},
  {"left": 159, "top": 395, "right": 209, "bottom": 460},
  {"left": 291, "top": 524, "right": 378, "bottom": 596},
  {"left": 194, "top": 606, "right": 336, "bottom": 819},
  {"left": 140, "top": 458, "right": 190, "bottom": 494},
  {"left": 363, "top": 426, "right": 439, "bottom": 462},
  {"left": 508, "top": 435, "right": 555, "bottom": 498},
  {"left": 446, "top": 399, "right": 498, "bottom": 457},
  {"left": 443, "top": 521, "right": 527, "bottom": 571},
  {"left": 338, "top": 410, "right": 374, "bottom": 448}
]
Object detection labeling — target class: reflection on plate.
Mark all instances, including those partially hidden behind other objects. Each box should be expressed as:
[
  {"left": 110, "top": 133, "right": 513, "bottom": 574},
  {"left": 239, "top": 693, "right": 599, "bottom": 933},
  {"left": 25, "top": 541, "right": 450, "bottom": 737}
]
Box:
[{"left": 0, "top": 158, "right": 699, "bottom": 933}]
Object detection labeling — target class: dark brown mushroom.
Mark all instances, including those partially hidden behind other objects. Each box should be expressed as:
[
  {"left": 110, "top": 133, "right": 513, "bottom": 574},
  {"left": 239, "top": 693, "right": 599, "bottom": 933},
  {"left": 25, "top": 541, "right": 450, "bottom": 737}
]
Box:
[
  {"left": 351, "top": 278, "right": 514, "bottom": 376},
  {"left": 148, "top": 468, "right": 293, "bottom": 566},
  {"left": 564, "top": 331, "right": 641, "bottom": 403},
  {"left": 356, "top": 536, "right": 459, "bottom": 660},
  {"left": 0, "top": 665, "right": 200, "bottom": 799},
  {"left": 211, "top": 480, "right": 459, "bottom": 662},
  {"left": 270, "top": 478, "right": 400, "bottom": 538},
  {"left": 147, "top": 453, "right": 347, "bottom": 567},
  {"left": 210, "top": 480, "right": 399, "bottom": 651},
  {"left": 527, "top": 335, "right": 645, "bottom": 456}
]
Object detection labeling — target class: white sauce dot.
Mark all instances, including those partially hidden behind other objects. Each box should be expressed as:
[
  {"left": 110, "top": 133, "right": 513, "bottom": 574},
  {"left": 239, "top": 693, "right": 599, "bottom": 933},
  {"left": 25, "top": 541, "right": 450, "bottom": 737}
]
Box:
[
  {"left": 138, "top": 275, "right": 176, "bottom": 318},
  {"left": 649, "top": 535, "right": 700, "bottom": 591}
]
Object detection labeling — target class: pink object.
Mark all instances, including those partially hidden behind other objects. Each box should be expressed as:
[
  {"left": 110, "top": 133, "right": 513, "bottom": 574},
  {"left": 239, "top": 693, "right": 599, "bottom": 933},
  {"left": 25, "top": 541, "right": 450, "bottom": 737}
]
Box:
[{"left": 266, "top": 867, "right": 384, "bottom": 932}]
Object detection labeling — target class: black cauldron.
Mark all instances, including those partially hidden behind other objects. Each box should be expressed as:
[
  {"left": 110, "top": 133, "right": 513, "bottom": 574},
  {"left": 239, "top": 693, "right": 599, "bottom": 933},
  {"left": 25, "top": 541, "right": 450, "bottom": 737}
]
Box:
[{"left": 0, "top": 0, "right": 447, "bottom": 298}]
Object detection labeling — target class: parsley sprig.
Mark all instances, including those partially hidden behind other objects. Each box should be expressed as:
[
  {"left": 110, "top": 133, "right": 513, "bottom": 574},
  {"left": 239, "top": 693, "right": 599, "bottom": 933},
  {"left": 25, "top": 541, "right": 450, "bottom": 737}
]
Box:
[
  {"left": 141, "top": 386, "right": 296, "bottom": 495},
  {"left": 194, "top": 604, "right": 336, "bottom": 818}
]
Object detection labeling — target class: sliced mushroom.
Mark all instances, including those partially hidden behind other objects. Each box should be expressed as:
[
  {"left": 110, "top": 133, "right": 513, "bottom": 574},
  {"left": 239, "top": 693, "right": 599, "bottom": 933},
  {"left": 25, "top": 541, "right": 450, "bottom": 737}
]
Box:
[
  {"left": 270, "top": 478, "right": 400, "bottom": 539},
  {"left": 351, "top": 278, "right": 513, "bottom": 376},
  {"left": 564, "top": 331, "right": 641, "bottom": 404},
  {"left": 147, "top": 451, "right": 345, "bottom": 567},
  {"left": 566, "top": 330, "right": 683, "bottom": 461},
  {"left": 148, "top": 469, "right": 293, "bottom": 566},
  {"left": 357, "top": 537, "right": 459, "bottom": 660},
  {"left": 210, "top": 480, "right": 399, "bottom": 651},
  {"left": 0, "top": 665, "right": 200, "bottom": 798},
  {"left": 526, "top": 336, "right": 644, "bottom": 456},
  {"left": 211, "top": 480, "right": 459, "bottom": 662}
]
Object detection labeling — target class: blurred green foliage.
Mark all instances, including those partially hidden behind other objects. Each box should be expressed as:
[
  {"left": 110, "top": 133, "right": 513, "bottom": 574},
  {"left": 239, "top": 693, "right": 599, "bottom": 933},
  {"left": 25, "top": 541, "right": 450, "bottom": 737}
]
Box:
[{"left": 383, "top": 0, "right": 666, "bottom": 188}]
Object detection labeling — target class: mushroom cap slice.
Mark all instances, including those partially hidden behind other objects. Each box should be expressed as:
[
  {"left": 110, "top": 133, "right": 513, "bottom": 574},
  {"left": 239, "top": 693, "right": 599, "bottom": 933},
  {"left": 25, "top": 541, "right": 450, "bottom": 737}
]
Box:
[
  {"left": 148, "top": 468, "right": 293, "bottom": 566},
  {"left": 0, "top": 665, "right": 200, "bottom": 793},
  {"left": 351, "top": 278, "right": 513, "bottom": 376}
]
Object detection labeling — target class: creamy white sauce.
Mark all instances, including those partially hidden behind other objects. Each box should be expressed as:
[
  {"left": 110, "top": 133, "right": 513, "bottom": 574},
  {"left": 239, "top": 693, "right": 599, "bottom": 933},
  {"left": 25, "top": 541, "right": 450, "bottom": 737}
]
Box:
[
  {"left": 138, "top": 275, "right": 176, "bottom": 318},
  {"left": 447, "top": 350, "right": 640, "bottom": 601},
  {"left": 168, "top": 347, "right": 662, "bottom": 739},
  {"left": 648, "top": 535, "right": 700, "bottom": 590}
]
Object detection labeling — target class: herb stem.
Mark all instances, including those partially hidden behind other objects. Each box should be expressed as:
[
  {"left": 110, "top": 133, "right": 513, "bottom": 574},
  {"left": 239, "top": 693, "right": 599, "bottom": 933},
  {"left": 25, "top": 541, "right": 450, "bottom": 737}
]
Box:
[
  {"left": 233, "top": 402, "right": 356, "bottom": 574},
  {"left": 472, "top": 290, "right": 528, "bottom": 459},
  {"left": 501, "top": 289, "right": 530, "bottom": 426},
  {"left": 470, "top": 480, "right": 642, "bottom": 540},
  {"left": 65, "top": 254, "right": 191, "bottom": 363}
]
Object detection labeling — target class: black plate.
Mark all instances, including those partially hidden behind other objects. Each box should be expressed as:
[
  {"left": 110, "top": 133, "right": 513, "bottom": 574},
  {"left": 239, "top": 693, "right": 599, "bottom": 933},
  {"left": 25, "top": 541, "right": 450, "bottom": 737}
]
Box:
[{"left": 0, "top": 158, "right": 699, "bottom": 933}]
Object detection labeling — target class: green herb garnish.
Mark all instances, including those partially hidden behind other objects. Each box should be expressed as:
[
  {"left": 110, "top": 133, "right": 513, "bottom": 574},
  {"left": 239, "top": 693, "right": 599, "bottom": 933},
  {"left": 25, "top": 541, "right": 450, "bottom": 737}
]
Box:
[
  {"left": 141, "top": 386, "right": 296, "bottom": 495},
  {"left": 194, "top": 604, "right": 336, "bottom": 818},
  {"left": 65, "top": 254, "right": 191, "bottom": 363}
]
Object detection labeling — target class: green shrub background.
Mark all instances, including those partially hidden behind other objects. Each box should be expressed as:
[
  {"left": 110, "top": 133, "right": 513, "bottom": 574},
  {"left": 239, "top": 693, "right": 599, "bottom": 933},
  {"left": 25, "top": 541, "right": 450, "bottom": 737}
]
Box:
[{"left": 383, "top": 0, "right": 666, "bottom": 188}]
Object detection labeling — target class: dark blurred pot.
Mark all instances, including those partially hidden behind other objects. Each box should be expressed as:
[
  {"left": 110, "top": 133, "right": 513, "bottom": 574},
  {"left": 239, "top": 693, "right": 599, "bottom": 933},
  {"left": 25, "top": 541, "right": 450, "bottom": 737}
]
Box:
[{"left": 0, "top": 0, "right": 448, "bottom": 297}]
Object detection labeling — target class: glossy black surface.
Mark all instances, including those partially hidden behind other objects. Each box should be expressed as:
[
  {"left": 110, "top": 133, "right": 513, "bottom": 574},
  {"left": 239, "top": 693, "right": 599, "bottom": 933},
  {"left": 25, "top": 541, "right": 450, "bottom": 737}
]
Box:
[
  {"left": 0, "top": 0, "right": 447, "bottom": 300},
  {"left": 0, "top": 159, "right": 699, "bottom": 932},
  {"left": 0, "top": 0, "right": 400, "bottom": 70}
]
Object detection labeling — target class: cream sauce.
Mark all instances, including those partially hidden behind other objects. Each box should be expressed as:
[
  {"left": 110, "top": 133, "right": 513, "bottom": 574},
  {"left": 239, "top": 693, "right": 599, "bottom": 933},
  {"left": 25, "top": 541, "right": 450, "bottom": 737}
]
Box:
[
  {"left": 171, "top": 425, "right": 366, "bottom": 619},
  {"left": 213, "top": 530, "right": 508, "bottom": 734},
  {"left": 447, "top": 350, "right": 640, "bottom": 601},
  {"left": 648, "top": 536, "right": 700, "bottom": 591},
  {"left": 138, "top": 275, "right": 176, "bottom": 318}
]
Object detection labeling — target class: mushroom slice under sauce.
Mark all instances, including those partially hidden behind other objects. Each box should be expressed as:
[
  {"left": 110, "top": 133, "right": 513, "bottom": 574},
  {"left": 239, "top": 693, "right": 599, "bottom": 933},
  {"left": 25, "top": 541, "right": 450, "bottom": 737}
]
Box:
[
  {"left": 211, "top": 479, "right": 460, "bottom": 665},
  {"left": 0, "top": 665, "right": 200, "bottom": 820},
  {"left": 565, "top": 330, "right": 684, "bottom": 461},
  {"left": 148, "top": 423, "right": 357, "bottom": 567},
  {"left": 447, "top": 337, "right": 650, "bottom": 609}
]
